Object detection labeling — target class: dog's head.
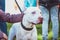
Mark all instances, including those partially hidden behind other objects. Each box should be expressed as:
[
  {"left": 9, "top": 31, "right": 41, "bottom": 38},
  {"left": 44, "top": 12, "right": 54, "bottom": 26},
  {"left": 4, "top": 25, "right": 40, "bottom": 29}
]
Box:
[{"left": 23, "top": 7, "right": 43, "bottom": 24}]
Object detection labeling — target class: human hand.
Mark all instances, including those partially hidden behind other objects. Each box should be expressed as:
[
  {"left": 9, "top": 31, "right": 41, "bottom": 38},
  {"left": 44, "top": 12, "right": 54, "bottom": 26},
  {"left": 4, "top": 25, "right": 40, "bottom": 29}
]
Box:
[
  {"left": 2, "top": 33, "right": 8, "bottom": 40},
  {"left": 0, "top": 31, "right": 8, "bottom": 40}
]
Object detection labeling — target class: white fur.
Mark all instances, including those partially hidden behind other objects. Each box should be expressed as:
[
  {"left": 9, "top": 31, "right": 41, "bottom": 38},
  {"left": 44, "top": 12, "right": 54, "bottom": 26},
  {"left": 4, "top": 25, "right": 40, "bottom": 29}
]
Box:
[{"left": 8, "top": 7, "right": 42, "bottom": 40}]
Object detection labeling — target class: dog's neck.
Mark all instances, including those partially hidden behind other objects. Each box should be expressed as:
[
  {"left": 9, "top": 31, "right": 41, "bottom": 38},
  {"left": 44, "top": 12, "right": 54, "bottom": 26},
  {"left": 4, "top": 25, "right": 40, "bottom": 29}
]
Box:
[{"left": 22, "top": 16, "right": 33, "bottom": 28}]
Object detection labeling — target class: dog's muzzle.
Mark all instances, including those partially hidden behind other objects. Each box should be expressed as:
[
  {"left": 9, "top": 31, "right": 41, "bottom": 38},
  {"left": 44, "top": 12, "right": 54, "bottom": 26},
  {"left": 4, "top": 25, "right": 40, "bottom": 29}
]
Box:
[{"left": 38, "top": 17, "right": 43, "bottom": 24}]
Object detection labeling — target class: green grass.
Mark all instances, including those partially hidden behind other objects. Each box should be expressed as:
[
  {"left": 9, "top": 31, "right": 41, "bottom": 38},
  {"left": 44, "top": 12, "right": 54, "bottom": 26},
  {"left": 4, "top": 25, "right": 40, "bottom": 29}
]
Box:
[{"left": 7, "top": 21, "right": 60, "bottom": 40}]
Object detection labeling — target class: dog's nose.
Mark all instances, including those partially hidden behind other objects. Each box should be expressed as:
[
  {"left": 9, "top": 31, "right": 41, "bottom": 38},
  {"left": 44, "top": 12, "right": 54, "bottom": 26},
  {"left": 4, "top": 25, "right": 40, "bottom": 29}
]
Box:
[{"left": 38, "top": 17, "right": 43, "bottom": 24}]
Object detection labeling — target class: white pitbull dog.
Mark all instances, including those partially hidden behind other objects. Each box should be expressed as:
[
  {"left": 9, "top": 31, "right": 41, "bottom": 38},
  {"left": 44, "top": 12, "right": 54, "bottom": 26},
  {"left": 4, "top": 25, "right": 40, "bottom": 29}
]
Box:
[{"left": 8, "top": 7, "right": 43, "bottom": 40}]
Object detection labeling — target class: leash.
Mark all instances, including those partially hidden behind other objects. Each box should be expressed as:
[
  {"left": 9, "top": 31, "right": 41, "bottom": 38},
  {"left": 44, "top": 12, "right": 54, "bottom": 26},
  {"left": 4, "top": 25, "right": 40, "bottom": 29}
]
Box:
[{"left": 15, "top": 0, "right": 23, "bottom": 13}]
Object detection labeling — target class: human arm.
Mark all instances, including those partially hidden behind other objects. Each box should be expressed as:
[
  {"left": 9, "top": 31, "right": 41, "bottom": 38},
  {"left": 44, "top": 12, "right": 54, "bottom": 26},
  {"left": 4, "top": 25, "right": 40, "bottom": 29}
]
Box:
[{"left": 0, "top": 9, "right": 24, "bottom": 23}]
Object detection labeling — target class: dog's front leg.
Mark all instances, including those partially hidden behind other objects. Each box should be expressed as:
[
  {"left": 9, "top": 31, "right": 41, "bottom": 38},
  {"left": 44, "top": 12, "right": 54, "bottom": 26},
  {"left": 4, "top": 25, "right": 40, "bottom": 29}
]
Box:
[
  {"left": 32, "top": 26, "right": 37, "bottom": 40},
  {"left": 8, "top": 26, "right": 16, "bottom": 40}
]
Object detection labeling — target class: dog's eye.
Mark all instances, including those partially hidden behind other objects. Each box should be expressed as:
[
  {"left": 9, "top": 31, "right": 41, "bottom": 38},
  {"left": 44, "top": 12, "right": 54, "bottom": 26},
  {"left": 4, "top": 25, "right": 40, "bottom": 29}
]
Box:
[
  {"left": 40, "top": 12, "right": 41, "bottom": 14},
  {"left": 32, "top": 11, "right": 36, "bottom": 14}
]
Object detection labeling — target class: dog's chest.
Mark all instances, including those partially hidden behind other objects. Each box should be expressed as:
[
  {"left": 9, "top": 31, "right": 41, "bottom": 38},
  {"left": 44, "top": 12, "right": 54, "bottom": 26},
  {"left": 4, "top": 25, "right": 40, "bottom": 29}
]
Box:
[{"left": 15, "top": 23, "right": 35, "bottom": 40}]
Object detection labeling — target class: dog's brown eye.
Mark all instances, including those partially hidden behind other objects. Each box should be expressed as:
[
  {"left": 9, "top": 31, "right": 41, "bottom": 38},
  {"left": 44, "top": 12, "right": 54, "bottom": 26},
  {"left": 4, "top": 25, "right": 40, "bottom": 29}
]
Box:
[
  {"left": 32, "top": 11, "right": 36, "bottom": 14},
  {"left": 40, "top": 12, "right": 41, "bottom": 14}
]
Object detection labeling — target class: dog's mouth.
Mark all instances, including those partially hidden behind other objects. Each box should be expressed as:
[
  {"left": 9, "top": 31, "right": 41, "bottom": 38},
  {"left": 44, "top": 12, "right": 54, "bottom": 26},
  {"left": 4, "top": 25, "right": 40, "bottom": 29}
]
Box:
[
  {"left": 32, "top": 21, "right": 42, "bottom": 25},
  {"left": 38, "top": 19, "right": 43, "bottom": 24},
  {"left": 38, "top": 17, "right": 43, "bottom": 24},
  {"left": 31, "top": 18, "right": 43, "bottom": 25}
]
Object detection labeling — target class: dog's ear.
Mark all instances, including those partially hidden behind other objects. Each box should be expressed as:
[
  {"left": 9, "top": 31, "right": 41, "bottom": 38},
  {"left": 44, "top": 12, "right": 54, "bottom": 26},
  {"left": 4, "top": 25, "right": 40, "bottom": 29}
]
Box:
[
  {"left": 24, "top": 7, "right": 30, "bottom": 14},
  {"left": 24, "top": 7, "right": 42, "bottom": 14},
  {"left": 24, "top": 7, "right": 35, "bottom": 14}
]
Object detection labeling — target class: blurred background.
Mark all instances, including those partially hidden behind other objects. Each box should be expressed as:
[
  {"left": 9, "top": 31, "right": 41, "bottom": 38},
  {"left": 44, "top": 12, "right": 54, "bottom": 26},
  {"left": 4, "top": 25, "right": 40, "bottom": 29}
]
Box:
[{"left": 0, "top": 0, "right": 60, "bottom": 40}]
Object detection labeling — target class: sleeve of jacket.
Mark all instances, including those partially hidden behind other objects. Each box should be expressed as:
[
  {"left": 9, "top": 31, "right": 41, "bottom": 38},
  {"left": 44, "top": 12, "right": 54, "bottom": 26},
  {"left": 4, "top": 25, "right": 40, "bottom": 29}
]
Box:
[{"left": 0, "top": 9, "right": 24, "bottom": 23}]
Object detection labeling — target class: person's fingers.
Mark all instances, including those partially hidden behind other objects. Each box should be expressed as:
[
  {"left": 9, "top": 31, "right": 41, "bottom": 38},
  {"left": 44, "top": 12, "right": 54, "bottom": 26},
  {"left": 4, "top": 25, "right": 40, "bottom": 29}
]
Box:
[
  {"left": 3, "top": 33, "right": 8, "bottom": 40},
  {"left": 1, "top": 39, "right": 6, "bottom": 40},
  {"left": 0, "top": 9, "right": 3, "bottom": 12},
  {"left": 0, "top": 31, "right": 3, "bottom": 38}
]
